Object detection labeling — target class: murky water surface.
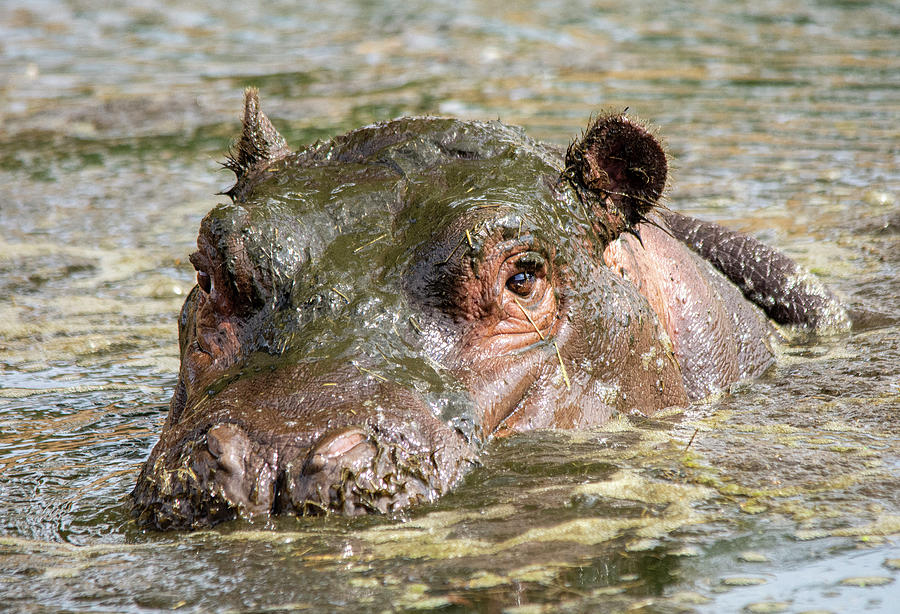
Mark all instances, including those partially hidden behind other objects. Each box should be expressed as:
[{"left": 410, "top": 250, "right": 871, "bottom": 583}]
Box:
[{"left": 1, "top": 1, "right": 898, "bottom": 611}]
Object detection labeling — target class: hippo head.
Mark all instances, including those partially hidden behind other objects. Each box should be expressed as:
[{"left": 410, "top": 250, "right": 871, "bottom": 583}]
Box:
[{"left": 132, "top": 89, "right": 685, "bottom": 529}]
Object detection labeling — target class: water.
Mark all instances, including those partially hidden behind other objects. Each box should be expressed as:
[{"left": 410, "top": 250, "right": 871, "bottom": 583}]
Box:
[{"left": 1, "top": 0, "right": 898, "bottom": 611}]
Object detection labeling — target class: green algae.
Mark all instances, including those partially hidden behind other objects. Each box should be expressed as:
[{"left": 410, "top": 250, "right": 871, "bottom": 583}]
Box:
[
  {"left": 625, "top": 538, "right": 660, "bottom": 552},
  {"left": 500, "top": 517, "right": 644, "bottom": 549},
  {"left": 726, "top": 423, "right": 802, "bottom": 435},
  {"left": 738, "top": 552, "right": 771, "bottom": 563},
  {"left": 838, "top": 576, "right": 894, "bottom": 587},
  {"left": 740, "top": 501, "right": 769, "bottom": 514},
  {"left": 668, "top": 546, "right": 701, "bottom": 557},
  {"left": 829, "top": 514, "right": 900, "bottom": 538},
  {"left": 669, "top": 590, "right": 711, "bottom": 605},
  {"left": 571, "top": 469, "right": 714, "bottom": 505},
  {"left": 0, "top": 536, "right": 158, "bottom": 557},
  {"left": 466, "top": 571, "right": 507, "bottom": 589},
  {"left": 744, "top": 602, "right": 791, "bottom": 613},
  {"left": 793, "top": 529, "right": 831, "bottom": 541},
  {"left": 720, "top": 576, "right": 768, "bottom": 587},
  {"left": 217, "top": 529, "right": 316, "bottom": 543}
]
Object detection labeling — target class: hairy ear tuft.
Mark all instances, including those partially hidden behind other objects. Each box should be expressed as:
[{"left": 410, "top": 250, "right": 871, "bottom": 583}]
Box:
[
  {"left": 223, "top": 88, "right": 290, "bottom": 201},
  {"left": 564, "top": 113, "right": 667, "bottom": 241}
]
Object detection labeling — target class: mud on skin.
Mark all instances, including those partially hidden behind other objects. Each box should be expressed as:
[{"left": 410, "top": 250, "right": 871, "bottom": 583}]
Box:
[{"left": 131, "top": 88, "right": 849, "bottom": 530}]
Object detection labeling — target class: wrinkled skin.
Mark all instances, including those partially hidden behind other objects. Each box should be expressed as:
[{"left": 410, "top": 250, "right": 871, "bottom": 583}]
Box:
[{"left": 132, "top": 89, "right": 849, "bottom": 529}]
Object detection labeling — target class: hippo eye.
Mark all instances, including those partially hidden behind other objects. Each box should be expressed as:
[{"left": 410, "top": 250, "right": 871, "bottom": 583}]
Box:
[
  {"left": 197, "top": 270, "right": 212, "bottom": 294},
  {"left": 506, "top": 271, "right": 536, "bottom": 297}
]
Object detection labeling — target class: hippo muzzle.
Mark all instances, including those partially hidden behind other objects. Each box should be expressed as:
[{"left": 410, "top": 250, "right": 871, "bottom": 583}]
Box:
[{"left": 133, "top": 363, "right": 477, "bottom": 529}]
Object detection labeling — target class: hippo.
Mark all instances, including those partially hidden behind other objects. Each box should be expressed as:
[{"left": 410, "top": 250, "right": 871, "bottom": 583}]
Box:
[{"left": 131, "top": 88, "right": 849, "bottom": 529}]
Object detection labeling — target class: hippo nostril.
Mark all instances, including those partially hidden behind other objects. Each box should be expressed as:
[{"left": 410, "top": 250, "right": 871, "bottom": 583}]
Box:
[
  {"left": 207, "top": 423, "right": 251, "bottom": 476},
  {"left": 304, "top": 427, "right": 375, "bottom": 475},
  {"left": 203, "top": 423, "right": 275, "bottom": 517},
  {"left": 314, "top": 427, "right": 369, "bottom": 458}
]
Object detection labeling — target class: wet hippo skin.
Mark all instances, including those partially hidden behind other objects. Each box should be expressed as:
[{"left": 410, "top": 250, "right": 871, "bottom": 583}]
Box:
[{"left": 131, "top": 88, "right": 849, "bottom": 529}]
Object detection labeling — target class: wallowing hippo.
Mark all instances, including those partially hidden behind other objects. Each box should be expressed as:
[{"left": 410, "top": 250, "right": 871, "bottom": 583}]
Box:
[{"left": 132, "top": 88, "right": 848, "bottom": 529}]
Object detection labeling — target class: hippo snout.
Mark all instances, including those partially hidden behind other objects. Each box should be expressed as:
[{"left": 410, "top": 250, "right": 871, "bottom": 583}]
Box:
[
  {"left": 200, "top": 423, "right": 394, "bottom": 520},
  {"left": 132, "top": 379, "right": 478, "bottom": 529}
]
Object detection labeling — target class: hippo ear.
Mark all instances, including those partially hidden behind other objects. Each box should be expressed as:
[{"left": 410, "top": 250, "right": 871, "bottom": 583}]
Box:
[
  {"left": 224, "top": 87, "right": 291, "bottom": 200},
  {"left": 563, "top": 113, "right": 667, "bottom": 242}
]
